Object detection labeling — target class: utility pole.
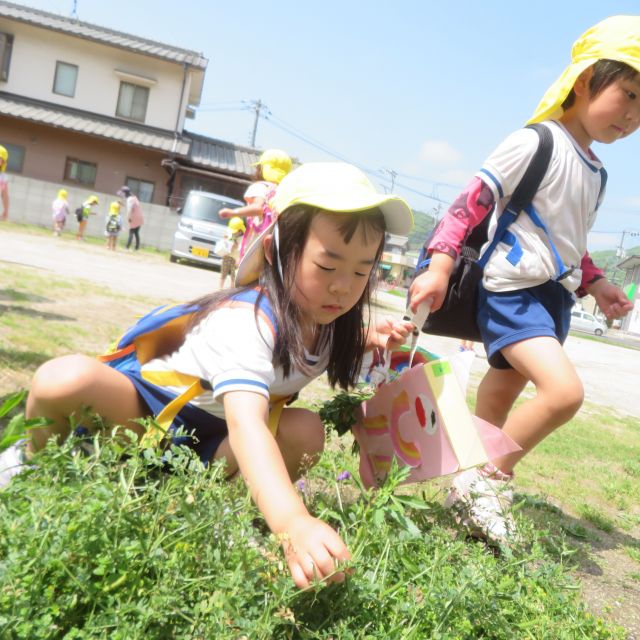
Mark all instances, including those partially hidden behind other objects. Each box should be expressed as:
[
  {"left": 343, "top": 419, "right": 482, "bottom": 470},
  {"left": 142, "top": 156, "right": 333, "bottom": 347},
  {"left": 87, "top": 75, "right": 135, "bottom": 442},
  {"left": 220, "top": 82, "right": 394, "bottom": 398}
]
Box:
[
  {"left": 248, "top": 99, "right": 268, "bottom": 147},
  {"left": 381, "top": 168, "right": 397, "bottom": 192}
]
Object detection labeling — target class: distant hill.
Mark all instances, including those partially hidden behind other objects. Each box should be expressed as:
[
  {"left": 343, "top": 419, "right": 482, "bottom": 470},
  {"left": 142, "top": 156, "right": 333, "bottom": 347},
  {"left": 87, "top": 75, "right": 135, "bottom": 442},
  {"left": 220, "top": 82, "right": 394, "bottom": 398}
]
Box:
[
  {"left": 407, "top": 208, "right": 437, "bottom": 251},
  {"left": 590, "top": 245, "right": 640, "bottom": 286},
  {"left": 590, "top": 245, "right": 640, "bottom": 265}
]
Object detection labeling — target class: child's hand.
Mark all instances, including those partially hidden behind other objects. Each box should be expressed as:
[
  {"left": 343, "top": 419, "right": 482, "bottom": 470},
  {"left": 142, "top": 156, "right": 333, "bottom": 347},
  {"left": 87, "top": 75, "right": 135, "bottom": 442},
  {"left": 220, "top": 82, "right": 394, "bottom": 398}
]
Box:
[
  {"left": 281, "top": 514, "right": 351, "bottom": 589},
  {"left": 371, "top": 318, "right": 414, "bottom": 352},
  {"left": 408, "top": 252, "right": 455, "bottom": 313},
  {"left": 588, "top": 279, "right": 633, "bottom": 320},
  {"left": 219, "top": 208, "right": 234, "bottom": 219}
]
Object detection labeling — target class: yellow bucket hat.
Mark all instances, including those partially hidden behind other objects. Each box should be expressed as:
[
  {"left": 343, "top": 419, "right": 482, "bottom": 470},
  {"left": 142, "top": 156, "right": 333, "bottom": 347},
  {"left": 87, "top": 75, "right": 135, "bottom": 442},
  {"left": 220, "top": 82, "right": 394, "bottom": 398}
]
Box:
[
  {"left": 235, "top": 162, "right": 413, "bottom": 286},
  {"left": 528, "top": 15, "right": 640, "bottom": 124}
]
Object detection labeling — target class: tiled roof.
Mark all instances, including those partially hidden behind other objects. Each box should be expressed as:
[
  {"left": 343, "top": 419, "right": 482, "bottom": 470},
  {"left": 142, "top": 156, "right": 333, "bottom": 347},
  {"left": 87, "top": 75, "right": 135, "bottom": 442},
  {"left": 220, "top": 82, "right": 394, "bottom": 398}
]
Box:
[
  {"left": 0, "top": 0, "right": 207, "bottom": 69},
  {"left": 0, "top": 91, "right": 190, "bottom": 154},
  {"left": 184, "top": 131, "right": 261, "bottom": 175}
]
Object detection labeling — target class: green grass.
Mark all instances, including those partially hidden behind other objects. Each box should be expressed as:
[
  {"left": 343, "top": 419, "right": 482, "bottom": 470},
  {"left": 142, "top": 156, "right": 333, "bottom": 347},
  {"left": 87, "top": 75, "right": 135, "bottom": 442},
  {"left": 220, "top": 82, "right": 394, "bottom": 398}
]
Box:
[
  {"left": 0, "top": 427, "right": 627, "bottom": 639},
  {"left": 0, "top": 260, "right": 637, "bottom": 638}
]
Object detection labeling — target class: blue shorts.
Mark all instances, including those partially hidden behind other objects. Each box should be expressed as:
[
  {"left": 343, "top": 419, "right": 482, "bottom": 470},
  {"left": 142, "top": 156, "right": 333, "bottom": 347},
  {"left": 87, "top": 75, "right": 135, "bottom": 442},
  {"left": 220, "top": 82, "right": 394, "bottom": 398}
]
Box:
[
  {"left": 477, "top": 280, "right": 574, "bottom": 370},
  {"left": 120, "top": 365, "right": 228, "bottom": 464}
]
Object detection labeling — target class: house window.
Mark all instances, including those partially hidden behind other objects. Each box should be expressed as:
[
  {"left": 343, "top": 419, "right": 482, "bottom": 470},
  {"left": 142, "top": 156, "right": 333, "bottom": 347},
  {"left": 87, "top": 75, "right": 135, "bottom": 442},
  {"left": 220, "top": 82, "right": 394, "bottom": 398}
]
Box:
[
  {"left": 64, "top": 157, "right": 97, "bottom": 186},
  {"left": 116, "top": 82, "right": 149, "bottom": 122},
  {"left": 125, "top": 177, "right": 155, "bottom": 203},
  {"left": 0, "top": 31, "right": 13, "bottom": 81},
  {"left": 3, "top": 142, "right": 25, "bottom": 172},
  {"left": 53, "top": 61, "right": 78, "bottom": 97}
]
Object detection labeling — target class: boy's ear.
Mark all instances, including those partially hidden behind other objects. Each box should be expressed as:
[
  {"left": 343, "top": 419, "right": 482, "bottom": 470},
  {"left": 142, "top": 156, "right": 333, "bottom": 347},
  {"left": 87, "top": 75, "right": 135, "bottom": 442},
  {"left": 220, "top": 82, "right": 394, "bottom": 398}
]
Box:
[
  {"left": 573, "top": 67, "right": 593, "bottom": 97},
  {"left": 262, "top": 233, "right": 274, "bottom": 266}
]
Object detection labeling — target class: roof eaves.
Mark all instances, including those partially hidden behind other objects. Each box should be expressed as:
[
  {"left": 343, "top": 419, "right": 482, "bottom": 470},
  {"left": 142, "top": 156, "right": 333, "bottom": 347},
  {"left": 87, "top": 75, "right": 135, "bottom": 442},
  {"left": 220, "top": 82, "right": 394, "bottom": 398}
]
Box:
[{"left": 0, "top": 0, "right": 208, "bottom": 69}]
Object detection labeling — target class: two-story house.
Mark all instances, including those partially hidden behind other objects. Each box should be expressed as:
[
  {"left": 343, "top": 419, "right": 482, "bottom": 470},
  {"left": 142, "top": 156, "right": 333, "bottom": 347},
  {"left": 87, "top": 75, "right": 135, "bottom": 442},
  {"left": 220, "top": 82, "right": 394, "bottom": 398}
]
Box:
[{"left": 0, "top": 0, "right": 259, "bottom": 207}]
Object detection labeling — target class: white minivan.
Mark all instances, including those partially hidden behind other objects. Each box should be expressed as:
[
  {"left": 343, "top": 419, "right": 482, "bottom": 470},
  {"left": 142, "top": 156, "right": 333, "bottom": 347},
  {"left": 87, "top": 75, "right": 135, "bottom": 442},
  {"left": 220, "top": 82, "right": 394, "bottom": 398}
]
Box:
[
  {"left": 170, "top": 191, "right": 243, "bottom": 268},
  {"left": 570, "top": 309, "right": 607, "bottom": 336}
]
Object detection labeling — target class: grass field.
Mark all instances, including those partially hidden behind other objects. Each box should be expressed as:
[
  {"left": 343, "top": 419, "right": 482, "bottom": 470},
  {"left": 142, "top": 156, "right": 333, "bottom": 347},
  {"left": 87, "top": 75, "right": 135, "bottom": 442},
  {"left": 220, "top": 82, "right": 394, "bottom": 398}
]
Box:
[{"left": 1, "top": 263, "right": 638, "bottom": 638}]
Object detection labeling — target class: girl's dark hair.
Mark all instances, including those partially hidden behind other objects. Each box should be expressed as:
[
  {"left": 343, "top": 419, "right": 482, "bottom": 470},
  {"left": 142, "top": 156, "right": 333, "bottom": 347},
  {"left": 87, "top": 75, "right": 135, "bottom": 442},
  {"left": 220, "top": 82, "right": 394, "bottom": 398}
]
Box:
[
  {"left": 189, "top": 205, "right": 386, "bottom": 390},
  {"left": 562, "top": 59, "right": 638, "bottom": 110}
]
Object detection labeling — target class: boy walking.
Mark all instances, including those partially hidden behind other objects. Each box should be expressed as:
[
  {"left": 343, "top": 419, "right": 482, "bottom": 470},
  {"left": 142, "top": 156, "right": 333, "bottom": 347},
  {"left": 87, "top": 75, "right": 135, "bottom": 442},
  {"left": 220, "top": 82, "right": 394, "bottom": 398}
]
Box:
[{"left": 410, "top": 15, "right": 638, "bottom": 545}]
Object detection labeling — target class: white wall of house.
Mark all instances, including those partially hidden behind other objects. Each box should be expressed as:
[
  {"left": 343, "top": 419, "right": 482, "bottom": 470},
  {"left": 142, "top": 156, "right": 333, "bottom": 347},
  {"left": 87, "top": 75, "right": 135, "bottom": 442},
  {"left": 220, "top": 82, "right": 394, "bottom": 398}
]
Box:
[
  {"left": 0, "top": 18, "right": 190, "bottom": 132},
  {"left": 6, "top": 173, "right": 179, "bottom": 250}
]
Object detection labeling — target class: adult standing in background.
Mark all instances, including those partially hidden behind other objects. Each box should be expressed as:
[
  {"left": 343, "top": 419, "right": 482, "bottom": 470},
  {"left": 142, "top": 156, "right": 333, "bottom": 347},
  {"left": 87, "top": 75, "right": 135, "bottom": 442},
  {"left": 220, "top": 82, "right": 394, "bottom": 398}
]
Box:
[
  {"left": 118, "top": 186, "right": 144, "bottom": 251},
  {"left": 0, "top": 145, "right": 9, "bottom": 221}
]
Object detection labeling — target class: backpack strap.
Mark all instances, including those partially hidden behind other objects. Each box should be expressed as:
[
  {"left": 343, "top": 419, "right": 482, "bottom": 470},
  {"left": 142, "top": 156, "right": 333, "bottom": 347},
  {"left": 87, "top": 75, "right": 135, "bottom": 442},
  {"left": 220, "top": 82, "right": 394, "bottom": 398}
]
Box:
[{"left": 477, "top": 123, "right": 553, "bottom": 269}]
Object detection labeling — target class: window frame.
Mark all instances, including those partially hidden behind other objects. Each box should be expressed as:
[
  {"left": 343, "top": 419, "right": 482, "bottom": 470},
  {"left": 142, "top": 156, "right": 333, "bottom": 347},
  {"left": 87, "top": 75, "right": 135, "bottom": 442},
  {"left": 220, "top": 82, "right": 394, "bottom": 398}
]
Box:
[
  {"left": 116, "top": 81, "right": 149, "bottom": 123},
  {"left": 64, "top": 157, "right": 97, "bottom": 187},
  {"left": 52, "top": 60, "right": 79, "bottom": 98},
  {"left": 3, "top": 142, "right": 25, "bottom": 173},
  {"left": 0, "top": 31, "right": 14, "bottom": 82},
  {"left": 125, "top": 176, "right": 155, "bottom": 203}
]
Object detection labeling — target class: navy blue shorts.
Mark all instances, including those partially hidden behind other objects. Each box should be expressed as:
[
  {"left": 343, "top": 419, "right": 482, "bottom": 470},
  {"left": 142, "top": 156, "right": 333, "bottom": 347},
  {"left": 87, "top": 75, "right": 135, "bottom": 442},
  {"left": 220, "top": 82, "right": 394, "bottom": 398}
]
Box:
[
  {"left": 120, "top": 364, "right": 228, "bottom": 464},
  {"left": 477, "top": 280, "right": 574, "bottom": 370}
]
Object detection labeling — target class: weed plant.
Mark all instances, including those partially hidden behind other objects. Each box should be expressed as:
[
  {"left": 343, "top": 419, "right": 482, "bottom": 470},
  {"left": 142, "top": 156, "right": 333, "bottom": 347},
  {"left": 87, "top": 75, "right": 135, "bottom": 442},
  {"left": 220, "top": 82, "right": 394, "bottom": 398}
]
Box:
[{"left": 0, "top": 422, "right": 625, "bottom": 639}]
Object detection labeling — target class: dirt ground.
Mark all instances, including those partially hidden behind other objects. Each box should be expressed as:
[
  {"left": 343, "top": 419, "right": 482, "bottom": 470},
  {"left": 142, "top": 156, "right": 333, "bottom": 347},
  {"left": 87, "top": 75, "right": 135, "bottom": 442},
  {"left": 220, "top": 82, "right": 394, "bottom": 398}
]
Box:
[{"left": 2, "top": 227, "right": 639, "bottom": 637}]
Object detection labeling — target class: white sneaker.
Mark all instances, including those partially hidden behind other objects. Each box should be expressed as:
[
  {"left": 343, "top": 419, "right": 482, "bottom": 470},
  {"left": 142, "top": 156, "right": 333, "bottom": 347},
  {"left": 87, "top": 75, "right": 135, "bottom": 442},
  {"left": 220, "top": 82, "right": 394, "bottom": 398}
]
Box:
[
  {"left": 0, "top": 439, "right": 29, "bottom": 489},
  {"left": 445, "top": 464, "right": 516, "bottom": 546}
]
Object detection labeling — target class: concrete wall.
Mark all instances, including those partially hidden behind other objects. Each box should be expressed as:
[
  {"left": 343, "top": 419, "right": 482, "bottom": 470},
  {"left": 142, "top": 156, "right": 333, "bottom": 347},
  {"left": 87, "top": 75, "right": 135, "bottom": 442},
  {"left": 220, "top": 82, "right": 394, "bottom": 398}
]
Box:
[
  {"left": 6, "top": 173, "right": 180, "bottom": 250},
  {"left": 0, "top": 17, "right": 189, "bottom": 131}
]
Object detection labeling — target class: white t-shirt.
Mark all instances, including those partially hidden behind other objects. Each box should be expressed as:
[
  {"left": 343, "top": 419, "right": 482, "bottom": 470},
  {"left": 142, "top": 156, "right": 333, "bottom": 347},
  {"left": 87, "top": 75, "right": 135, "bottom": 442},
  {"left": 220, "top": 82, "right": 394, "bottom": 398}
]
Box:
[
  {"left": 243, "top": 180, "right": 273, "bottom": 202},
  {"left": 477, "top": 121, "right": 606, "bottom": 293},
  {"left": 142, "top": 299, "right": 329, "bottom": 420}
]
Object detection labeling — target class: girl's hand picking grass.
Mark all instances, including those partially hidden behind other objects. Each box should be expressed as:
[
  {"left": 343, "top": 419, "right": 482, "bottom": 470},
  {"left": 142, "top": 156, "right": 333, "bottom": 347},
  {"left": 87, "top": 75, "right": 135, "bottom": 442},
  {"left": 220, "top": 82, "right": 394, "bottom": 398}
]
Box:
[{"left": 281, "top": 513, "right": 351, "bottom": 589}]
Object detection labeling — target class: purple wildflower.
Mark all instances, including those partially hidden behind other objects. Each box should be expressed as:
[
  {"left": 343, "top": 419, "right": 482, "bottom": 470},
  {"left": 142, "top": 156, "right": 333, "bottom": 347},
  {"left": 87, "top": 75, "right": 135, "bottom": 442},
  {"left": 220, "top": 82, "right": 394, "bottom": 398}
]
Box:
[{"left": 337, "top": 471, "right": 351, "bottom": 482}]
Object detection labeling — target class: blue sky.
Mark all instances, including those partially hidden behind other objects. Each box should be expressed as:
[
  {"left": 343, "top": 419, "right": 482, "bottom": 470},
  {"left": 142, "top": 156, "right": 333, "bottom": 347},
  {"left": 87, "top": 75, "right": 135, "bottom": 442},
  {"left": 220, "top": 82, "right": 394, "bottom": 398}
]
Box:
[{"left": 22, "top": 0, "right": 640, "bottom": 252}]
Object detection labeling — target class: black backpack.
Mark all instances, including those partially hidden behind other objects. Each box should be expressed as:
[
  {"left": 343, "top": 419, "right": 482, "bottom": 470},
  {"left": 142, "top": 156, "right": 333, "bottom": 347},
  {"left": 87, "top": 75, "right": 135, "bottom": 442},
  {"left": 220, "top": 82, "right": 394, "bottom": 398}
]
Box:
[{"left": 414, "top": 123, "right": 554, "bottom": 341}]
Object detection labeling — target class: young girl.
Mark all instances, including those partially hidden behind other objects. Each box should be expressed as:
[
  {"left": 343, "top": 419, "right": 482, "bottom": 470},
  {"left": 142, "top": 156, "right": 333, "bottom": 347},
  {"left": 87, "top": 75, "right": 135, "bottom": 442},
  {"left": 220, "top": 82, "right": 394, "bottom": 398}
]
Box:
[
  {"left": 218, "top": 216, "right": 245, "bottom": 289},
  {"left": 76, "top": 195, "right": 99, "bottom": 240},
  {"left": 219, "top": 148, "right": 292, "bottom": 259},
  {"left": 104, "top": 200, "right": 123, "bottom": 251},
  {"left": 52, "top": 189, "right": 70, "bottom": 236},
  {"left": 2, "top": 162, "right": 414, "bottom": 589},
  {"left": 410, "top": 15, "right": 639, "bottom": 545}
]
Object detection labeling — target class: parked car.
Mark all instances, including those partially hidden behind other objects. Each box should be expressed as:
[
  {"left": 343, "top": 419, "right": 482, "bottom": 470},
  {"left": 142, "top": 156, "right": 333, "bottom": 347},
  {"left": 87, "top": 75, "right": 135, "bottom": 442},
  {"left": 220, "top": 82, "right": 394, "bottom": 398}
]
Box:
[
  {"left": 170, "top": 190, "right": 244, "bottom": 268},
  {"left": 570, "top": 309, "right": 607, "bottom": 336}
]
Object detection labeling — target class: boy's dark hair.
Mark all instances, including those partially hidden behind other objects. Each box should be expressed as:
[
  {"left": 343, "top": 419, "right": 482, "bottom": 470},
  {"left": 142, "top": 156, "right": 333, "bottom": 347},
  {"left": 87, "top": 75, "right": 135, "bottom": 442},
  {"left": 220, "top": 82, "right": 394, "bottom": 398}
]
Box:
[
  {"left": 190, "top": 205, "right": 386, "bottom": 390},
  {"left": 562, "top": 59, "right": 638, "bottom": 110}
]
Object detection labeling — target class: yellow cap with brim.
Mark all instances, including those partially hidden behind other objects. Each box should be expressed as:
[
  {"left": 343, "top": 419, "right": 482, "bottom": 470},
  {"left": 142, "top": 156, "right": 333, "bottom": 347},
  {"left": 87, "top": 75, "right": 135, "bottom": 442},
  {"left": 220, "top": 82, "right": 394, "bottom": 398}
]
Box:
[
  {"left": 235, "top": 162, "right": 414, "bottom": 286},
  {"left": 528, "top": 15, "right": 640, "bottom": 124}
]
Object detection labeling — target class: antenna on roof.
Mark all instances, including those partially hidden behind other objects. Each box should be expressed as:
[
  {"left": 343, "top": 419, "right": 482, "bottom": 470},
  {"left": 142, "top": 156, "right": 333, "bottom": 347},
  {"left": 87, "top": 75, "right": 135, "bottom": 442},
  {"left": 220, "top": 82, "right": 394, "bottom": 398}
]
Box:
[{"left": 70, "top": 0, "right": 79, "bottom": 20}]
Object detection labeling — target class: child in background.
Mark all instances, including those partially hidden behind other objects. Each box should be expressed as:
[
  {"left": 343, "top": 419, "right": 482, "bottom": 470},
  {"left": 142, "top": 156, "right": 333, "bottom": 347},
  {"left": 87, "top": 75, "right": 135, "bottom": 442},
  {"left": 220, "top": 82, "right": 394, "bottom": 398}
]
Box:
[
  {"left": 0, "top": 145, "right": 9, "bottom": 221},
  {"left": 218, "top": 216, "right": 245, "bottom": 289},
  {"left": 219, "top": 149, "right": 292, "bottom": 259},
  {"left": 105, "top": 201, "right": 122, "bottom": 251},
  {"left": 3, "top": 162, "right": 414, "bottom": 589},
  {"left": 76, "top": 195, "right": 99, "bottom": 241},
  {"left": 410, "top": 15, "right": 638, "bottom": 545},
  {"left": 51, "top": 189, "right": 70, "bottom": 236}
]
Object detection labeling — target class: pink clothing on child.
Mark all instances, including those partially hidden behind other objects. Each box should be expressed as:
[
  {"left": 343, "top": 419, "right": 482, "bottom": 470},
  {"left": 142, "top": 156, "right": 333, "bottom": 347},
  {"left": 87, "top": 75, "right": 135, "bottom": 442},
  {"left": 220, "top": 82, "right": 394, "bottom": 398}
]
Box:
[
  {"left": 51, "top": 197, "right": 69, "bottom": 222},
  {"left": 239, "top": 180, "right": 277, "bottom": 259}
]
